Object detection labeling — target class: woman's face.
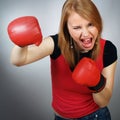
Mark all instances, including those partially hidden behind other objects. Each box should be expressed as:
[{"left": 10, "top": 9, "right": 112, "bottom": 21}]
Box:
[{"left": 67, "top": 11, "right": 98, "bottom": 52}]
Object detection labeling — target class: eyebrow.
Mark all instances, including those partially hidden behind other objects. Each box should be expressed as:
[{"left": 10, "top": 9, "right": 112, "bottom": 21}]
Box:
[{"left": 72, "top": 25, "right": 81, "bottom": 28}]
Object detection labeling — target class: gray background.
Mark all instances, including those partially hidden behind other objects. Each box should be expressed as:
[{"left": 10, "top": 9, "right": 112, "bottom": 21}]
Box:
[{"left": 0, "top": 0, "right": 120, "bottom": 120}]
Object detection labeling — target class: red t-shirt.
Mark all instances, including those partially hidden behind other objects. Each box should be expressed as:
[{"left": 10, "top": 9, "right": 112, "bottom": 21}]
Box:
[{"left": 50, "top": 34, "right": 117, "bottom": 118}]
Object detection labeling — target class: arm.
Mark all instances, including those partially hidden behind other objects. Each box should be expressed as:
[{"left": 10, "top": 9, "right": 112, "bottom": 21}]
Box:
[
  {"left": 72, "top": 57, "right": 117, "bottom": 107},
  {"left": 10, "top": 36, "right": 54, "bottom": 66},
  {"left": 93, "top": 61, "right": 117, "bottom": 107},
  {"left": 8, "top": 16, "right": 54, "bottom": 66}
]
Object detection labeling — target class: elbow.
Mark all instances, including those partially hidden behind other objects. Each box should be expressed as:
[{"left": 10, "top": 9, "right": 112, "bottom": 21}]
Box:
[
  {"left": 94, "top": 91, "right": 111, "bottom": 108},
  {"left": 94, "top": 98, "right": 110, "bottom": 108},
  {"left": 98, "top": 100, "right": 110, "bottom": 108}
]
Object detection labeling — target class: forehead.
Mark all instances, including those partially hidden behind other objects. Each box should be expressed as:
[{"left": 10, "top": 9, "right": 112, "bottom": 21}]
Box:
[{"left": 67, "top": 11, "right": 90, "bottom": 25}]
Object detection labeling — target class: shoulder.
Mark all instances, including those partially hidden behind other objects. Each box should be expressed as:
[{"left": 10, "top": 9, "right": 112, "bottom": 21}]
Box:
[
  {"left": 103, "top": 40, "right": 117, "bottom": 67},
  {"left": 105, "top": 40, "right": 117, "bottom": 52}
]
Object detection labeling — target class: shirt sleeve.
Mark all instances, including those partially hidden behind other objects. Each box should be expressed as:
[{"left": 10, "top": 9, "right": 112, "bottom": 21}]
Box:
[
  {"left": 50, "top": 34, "right": 61, "bottom": 59},
  {"left": 103, "top": 40, "right": 117, "bottom": 67}
]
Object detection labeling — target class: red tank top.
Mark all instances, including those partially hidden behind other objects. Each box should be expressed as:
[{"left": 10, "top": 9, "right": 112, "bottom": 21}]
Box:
[{"left": 50, "top": 39, "right": 106, "bottom": 118}]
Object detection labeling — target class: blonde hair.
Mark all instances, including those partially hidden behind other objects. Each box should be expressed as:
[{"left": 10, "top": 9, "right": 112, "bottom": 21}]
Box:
[{"left": 58, "top": 0, "right": 103, "bottom": 69}]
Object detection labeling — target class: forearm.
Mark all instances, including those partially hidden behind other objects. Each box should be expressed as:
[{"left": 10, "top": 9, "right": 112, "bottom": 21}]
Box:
[
  {"left": 93, "top": 61, "right": 117, "bottom": 107},
  {"left": 10, "top": 45, "right": 28, "bottom": 66},
  {"left": 93, "top": 84, "right": 112, "bottom": 107}
]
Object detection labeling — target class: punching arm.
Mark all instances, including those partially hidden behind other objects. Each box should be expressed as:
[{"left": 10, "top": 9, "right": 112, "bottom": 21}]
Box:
[{"left": 8, "top": 16, "right": 54, "bottom": 66}]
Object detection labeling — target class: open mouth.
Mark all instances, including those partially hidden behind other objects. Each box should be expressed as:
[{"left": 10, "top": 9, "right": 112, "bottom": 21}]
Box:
[{"left": 81, "top": 38, "right": 92, "bottom": 48}]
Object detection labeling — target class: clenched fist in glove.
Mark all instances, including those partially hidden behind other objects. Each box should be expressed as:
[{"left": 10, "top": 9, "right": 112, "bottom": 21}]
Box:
[
  {"left": 7, "top": 16, "right": 42, "bottom": 47},
  {"left": 72, "top": 57, "right": 106, "bottom": 92}
]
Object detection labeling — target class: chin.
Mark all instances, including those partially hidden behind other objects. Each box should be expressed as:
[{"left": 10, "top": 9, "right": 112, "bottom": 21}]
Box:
[{"left": 83, "top": 47, "right": 93, "bottom": 52}]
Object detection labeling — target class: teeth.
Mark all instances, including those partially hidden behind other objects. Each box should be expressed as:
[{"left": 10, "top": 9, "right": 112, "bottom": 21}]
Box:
[
  {"left": 80, "top": 38, "right": 92, "bottom": 48},
  {"left": 81, "top": 39, "right": 91, "bottom": 43}
]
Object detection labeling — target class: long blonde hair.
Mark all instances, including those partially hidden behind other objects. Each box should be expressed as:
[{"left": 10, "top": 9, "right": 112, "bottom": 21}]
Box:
[{"left": 58, "top": 0, "right": 103, "bottom": 69}]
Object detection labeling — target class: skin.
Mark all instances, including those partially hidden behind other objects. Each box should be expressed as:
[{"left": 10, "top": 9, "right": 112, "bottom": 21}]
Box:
[
  {"left": 67, "top": 11, "right": 98, "bottom": 52},
  {"left": 11, "top": 11, "right": 117, "bottom": 108}
]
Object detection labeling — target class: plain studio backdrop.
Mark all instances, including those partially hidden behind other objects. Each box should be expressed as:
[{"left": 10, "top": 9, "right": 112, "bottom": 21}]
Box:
[{"left": 0, "top": 0, "right": 120, "bottom": 120}]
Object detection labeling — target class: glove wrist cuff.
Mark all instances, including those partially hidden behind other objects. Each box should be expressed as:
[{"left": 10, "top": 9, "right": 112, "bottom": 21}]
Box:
[{"left": 88, "top": 74, "right": 106, "bottom": 93}]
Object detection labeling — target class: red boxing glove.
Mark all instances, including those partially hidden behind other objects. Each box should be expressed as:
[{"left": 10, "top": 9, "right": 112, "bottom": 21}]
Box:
[
  {"left": 7, "top": 16, "right": 42, "bottom": 47},
  {"left": 72, "top": 57, "right": 106, "bottom": 92}
]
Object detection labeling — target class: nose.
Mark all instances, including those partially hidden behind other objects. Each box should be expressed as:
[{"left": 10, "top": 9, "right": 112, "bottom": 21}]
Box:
[{"left": 81, "top": 28, "right": 89, "bottom": 37}]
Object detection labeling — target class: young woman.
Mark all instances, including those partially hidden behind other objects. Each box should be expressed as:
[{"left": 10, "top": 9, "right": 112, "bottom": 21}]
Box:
[{"left": 8, "top": 0, "right": 117, "bottom": 119}]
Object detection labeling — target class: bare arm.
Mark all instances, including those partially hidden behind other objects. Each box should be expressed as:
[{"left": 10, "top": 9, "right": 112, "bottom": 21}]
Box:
[
  {"left": 10, "top": 36, "right": 54, "bottom": 66},
  {"left": 93, "top": 61, "right": 117, "bottom": 107}
]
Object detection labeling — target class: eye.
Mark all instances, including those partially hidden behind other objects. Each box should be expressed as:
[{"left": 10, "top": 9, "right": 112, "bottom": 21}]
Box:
[
  {"left": 73, "top": 26, "right": 81, "bottom": 30},
  {"left": 88, "top": 22, "right": 94, "bottom": 27}
]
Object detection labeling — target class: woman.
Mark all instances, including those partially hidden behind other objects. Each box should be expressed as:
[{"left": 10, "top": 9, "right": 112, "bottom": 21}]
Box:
[{"left": 9, "top": 0, "right": 117, "bottom": 119}]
